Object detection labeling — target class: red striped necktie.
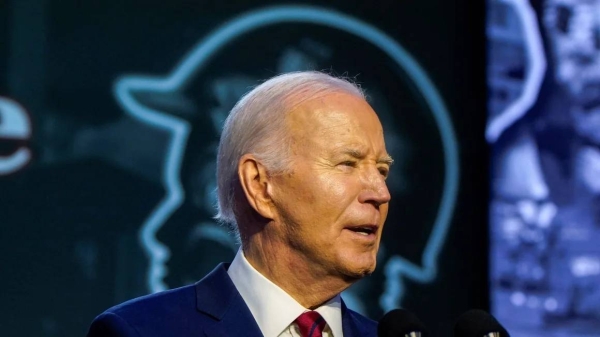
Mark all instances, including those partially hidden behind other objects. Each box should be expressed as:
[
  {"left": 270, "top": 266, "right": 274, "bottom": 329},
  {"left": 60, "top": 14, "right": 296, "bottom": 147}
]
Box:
[{"left": 295, "top": 311, "right": 327, "bottom": 337}]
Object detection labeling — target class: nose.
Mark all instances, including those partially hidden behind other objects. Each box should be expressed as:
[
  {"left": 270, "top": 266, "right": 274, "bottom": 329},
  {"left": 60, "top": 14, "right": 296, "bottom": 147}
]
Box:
[{"left": 358, "top": 166, "right": 391, "bottom": 207}]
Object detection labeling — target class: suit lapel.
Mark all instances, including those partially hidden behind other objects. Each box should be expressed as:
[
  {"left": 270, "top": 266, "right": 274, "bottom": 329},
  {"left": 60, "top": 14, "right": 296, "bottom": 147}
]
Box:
[
  {"left": 341, "top": 301, "right": 377, "bottom": 337},
  {"left": 341, "top": 303, "right": 360, "bottom": 337},
  {"left": 195, "top": 263, "right": 263, "bottom": 337},
  {"left": 194, "top": 264, "right": 377, "bottom": 337}
]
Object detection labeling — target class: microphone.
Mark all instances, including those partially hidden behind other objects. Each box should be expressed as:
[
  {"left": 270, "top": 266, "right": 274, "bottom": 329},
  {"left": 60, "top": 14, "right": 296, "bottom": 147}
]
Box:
[
  {"left": 453, "top": 309, "right": 510, "bottom": 337},
  {"left": 378, "top": 309, "right": 430, "bottom": 337}
]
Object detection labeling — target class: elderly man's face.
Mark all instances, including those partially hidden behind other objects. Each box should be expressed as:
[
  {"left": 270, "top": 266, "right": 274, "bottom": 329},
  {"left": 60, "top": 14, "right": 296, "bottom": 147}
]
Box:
[{"left": 270, "top": 93, "right": 391, "bottom": 280}]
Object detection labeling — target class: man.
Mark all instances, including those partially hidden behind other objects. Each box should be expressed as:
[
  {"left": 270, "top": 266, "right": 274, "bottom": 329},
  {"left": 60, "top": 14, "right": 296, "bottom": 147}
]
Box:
[{"left": 87, "top": 71, "right": 393, "bottom": 337}]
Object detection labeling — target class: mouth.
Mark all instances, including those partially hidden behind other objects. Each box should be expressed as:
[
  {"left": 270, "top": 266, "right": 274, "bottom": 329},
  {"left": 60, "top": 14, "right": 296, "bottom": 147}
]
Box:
[{"left": 344, "top": 225, "right": 379, "bottom": 237}]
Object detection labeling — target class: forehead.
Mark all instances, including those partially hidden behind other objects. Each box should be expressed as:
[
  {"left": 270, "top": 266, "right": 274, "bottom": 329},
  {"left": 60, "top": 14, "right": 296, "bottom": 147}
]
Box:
[{"left": 285, "top": 92, "right": 385, "bottom": 146}]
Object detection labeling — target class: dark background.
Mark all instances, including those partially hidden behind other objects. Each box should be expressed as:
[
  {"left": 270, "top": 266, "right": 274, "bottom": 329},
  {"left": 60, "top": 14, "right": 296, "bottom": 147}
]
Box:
[{"left": 0, "top": 0, "right": 488, "bottom": 336}]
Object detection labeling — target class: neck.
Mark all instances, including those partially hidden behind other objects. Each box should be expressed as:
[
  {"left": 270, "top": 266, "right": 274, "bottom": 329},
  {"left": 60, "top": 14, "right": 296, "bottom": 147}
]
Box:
[{"left": 242, "top": 227, "right": 352, "bottom": 309}]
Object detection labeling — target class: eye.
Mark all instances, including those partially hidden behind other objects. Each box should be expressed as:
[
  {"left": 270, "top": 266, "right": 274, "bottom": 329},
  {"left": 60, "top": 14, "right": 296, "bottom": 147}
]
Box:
[
  {"left": 340, "top": 160, "right": 357, "bottom": 167},
  {"left": 378, "top": 167, "right": 390, "bottom": 179}
]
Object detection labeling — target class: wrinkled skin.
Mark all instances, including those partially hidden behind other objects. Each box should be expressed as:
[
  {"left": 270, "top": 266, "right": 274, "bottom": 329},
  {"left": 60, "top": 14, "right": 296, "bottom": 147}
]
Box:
[{"left": 241, "top": 92, "right": 392, "bottom": 307}]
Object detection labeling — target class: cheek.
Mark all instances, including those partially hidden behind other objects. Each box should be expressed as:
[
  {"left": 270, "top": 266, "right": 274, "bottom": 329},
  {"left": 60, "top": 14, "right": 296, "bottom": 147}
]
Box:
[
  {"left": 279, "top": 170, "right": 359, "bottom": 226},
  {"left": 317, "top": 176, "right": 358, "bottom": 215},
  {"left": 321, "top": 169, "right": 361, "bottom": 194},
  {"left": 322, "top": 176, "right": 350, "bottom": 198},
  {"left": 379, "top": 205, "right": 390, "bottom": 226}
]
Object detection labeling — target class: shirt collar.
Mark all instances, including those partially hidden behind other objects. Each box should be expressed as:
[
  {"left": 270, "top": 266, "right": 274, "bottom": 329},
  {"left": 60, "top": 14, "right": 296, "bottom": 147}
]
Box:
[{"left": 227, "top": 249, "right": 343, "bottom": 337}]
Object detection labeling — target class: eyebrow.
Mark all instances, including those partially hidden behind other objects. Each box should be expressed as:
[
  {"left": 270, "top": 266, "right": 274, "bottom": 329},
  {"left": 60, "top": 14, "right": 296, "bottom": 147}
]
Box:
[
  {"left": 378, "top": 155, "right": 394, "bottom": 166},
  {"left": 342, "top": 149, "right": 394, "bottom": 166}
]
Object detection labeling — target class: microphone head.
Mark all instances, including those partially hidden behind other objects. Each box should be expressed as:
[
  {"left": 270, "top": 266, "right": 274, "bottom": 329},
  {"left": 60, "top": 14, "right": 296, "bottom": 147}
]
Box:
[
  {"left": 453, "top": 309, "right": 510, "bottom": 337},
  {"left": 378, "top": 309, "right": 430, "bottom": 337}
]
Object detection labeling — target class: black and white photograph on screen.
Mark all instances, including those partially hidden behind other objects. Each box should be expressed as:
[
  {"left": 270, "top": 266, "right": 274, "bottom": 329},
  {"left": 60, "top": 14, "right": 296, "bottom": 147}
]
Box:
[{"left": 488, "top": 0, "right": 600, "bottom": 335}]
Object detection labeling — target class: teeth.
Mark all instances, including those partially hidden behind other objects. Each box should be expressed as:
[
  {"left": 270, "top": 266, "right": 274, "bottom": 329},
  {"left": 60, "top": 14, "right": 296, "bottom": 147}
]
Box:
[{"left": 357, "top": 232, "right": 369, "bottom": 236}]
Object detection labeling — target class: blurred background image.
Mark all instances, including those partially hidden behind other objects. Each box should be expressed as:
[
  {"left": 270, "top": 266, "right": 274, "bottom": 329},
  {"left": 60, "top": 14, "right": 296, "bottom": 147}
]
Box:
[{"left": 488, "top": 0, "right": 600, "bottom": 335}]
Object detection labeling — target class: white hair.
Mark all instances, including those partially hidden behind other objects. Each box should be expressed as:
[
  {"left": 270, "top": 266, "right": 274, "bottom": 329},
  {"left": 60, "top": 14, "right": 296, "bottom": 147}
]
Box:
[{"left": 215, "top": 71, "right": 366, "bottom": 235}]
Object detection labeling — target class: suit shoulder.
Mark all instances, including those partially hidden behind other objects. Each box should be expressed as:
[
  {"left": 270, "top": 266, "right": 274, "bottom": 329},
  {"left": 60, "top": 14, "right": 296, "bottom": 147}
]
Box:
[
  {"left": 87, "top": 264, "right": 235, "bottom": 336},
  {"left": 88, "top": 284, "right": 198, "bottom": 337},
  {"left": 107, "top": 284, "right": 197, "bottom": 318},
  {"left": 88, "top": 311, "right": 141, "bottom": 337}
]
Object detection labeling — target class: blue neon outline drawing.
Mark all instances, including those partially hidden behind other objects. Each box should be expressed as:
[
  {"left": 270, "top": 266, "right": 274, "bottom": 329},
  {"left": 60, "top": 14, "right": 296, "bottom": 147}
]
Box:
[
  {"left": 0, "top": 97, "right": 32, "bottom": 175},
  {"left": 113, "top": 5, "right": 460, "bottom": 306},
  {"left": 486, "top": 0, "right": 546, "bottom": 142}
]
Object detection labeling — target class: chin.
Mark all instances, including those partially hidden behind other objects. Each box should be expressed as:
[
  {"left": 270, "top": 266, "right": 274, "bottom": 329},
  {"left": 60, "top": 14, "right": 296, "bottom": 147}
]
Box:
[
  {"left": 338, "top": 255, "right": 377, "bottom": 280},
  {"left": 341, "top": 265, "right": 375, "bottom": 281}
]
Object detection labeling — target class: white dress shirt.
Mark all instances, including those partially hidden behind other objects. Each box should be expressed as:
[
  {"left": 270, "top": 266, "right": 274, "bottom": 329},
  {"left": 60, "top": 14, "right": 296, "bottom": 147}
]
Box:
[{"left": 227, "top": 249, "right": 344, "bottom": 337}]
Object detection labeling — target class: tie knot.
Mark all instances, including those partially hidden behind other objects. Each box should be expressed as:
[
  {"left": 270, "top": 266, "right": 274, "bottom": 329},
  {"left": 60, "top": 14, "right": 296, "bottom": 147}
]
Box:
[{"left": 295, "top": 311, "right": 327, "bottom": 337}]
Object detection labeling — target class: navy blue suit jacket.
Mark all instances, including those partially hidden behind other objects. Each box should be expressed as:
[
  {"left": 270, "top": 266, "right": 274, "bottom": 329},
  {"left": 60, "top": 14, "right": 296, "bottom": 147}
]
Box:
[{"left": 87, "top": 263, "right": 377, "bottom": 336}]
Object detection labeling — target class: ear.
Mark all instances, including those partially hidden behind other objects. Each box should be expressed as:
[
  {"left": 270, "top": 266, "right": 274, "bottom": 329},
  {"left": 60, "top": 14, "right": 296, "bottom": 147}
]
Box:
[{"left": 238, "top": 154, "right": 276, "bottom": 220}]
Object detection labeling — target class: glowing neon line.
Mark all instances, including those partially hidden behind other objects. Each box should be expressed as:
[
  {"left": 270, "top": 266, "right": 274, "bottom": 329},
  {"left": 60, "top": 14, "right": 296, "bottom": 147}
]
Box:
[
  {"left": 114, "top": 77, "right": 190, "bottom": 292},
  {"left": 113, "top": 6, "right": 459, "bottom": 303},
  {"left": 485, "top": 0, "right": 547, "bottom": 142},
  {"left": 0, "top": 97, "right": 32, "bottom": 175}
]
